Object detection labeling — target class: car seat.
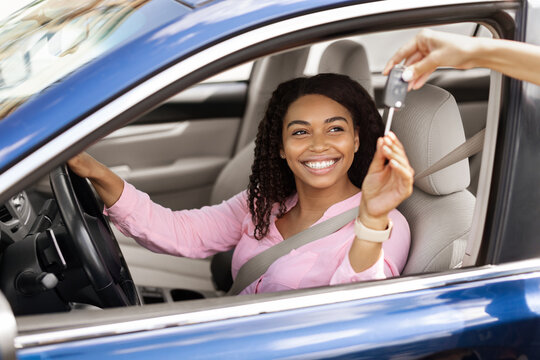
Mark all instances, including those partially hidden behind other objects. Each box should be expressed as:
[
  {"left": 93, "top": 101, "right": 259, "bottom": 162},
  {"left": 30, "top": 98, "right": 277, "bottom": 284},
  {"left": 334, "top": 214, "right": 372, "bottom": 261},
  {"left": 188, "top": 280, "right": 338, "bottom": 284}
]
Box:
[
  {"left": 234, "top": 47, "right": 310, "bottom": 153},
  {"left": 392, "top": 84, "right": 475, "bottom": 274},
  {"left": 318, "top": 39, "right": 374, "bottom": 97}
]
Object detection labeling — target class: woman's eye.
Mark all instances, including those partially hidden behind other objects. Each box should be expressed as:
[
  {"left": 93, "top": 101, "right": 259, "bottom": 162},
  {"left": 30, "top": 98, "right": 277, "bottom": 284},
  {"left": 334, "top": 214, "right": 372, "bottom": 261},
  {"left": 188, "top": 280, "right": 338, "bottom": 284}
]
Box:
[
  {"left": 329, "top": 126, "right": 344, "bottom": 132},
  {"left": 292, "top": 129, "right": 307, "bottom": 136}
]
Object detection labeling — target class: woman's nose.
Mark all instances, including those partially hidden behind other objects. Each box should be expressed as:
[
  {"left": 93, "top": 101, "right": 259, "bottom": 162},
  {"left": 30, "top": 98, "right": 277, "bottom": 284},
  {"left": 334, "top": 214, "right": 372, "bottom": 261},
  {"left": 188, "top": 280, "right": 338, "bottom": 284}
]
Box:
[{"left": 309, "top": 132, "right": 329, "bottom": 152}]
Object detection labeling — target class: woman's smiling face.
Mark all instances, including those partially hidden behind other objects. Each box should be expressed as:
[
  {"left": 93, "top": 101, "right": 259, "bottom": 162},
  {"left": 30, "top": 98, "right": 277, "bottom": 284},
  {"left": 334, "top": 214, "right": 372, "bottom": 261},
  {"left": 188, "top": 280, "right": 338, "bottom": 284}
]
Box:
[{"left": 281, "top": 94, "right": 359, "bottom": 192}]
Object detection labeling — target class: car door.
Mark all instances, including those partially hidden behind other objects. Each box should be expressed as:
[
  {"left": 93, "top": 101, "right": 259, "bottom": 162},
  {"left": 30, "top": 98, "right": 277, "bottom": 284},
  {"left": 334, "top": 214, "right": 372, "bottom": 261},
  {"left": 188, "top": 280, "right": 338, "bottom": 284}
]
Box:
[
  {"left": 13, "top": 262, "right": 540, "bottom": 359},
  {"left": 7, "top": 0, "right": 540, "bottom": 359}
]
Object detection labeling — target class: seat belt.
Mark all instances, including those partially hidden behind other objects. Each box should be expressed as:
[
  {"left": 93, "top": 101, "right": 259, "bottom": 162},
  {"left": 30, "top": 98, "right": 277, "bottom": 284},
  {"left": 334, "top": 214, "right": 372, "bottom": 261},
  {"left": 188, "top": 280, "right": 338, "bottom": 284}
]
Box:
[
  {"left": 414, "top": 128, "right": 485, "bottom": 181},
  {"left": 229, "top": 128, "right": 485, "bottom": 295},
  {"left": 228, "top": 206, "right": 358, "bottom": 295}
]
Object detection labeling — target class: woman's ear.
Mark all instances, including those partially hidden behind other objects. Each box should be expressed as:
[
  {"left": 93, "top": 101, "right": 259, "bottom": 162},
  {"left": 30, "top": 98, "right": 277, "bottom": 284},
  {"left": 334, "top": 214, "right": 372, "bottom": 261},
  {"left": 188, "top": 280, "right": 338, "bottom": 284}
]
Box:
[
  {"left": 280, "top": 149, "right": 286, "bottom": 159},
  {"left": 354, "top": 131, "right": 360, "bottom": 153}
]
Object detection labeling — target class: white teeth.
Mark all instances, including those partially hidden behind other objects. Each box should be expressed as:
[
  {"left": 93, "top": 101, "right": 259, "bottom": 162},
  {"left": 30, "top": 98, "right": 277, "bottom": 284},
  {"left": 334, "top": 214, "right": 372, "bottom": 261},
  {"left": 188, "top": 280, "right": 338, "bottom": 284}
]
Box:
[{"left": 305, "top": 160, "right": 336, "bottom": 169}]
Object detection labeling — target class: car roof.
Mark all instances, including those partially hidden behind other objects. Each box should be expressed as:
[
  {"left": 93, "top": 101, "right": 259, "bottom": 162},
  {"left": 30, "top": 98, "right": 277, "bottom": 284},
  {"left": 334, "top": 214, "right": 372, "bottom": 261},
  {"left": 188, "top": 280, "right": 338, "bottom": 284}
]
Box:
[{"left": 0, "top": 0, "right": 358, "bottom": 172}]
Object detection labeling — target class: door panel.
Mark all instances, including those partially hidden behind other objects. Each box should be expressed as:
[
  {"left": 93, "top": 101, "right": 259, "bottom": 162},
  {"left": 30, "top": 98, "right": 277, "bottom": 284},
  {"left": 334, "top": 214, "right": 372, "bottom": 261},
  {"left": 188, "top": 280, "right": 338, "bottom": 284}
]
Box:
[
  {"left": 134, "top": 82, "right": 248, "bottom": 125},
  {"left": 88, "top": 119, "right": 239, "bottom": 210},
  {"left": 88, "top": 119, "right": 239, "bottom": 297}
]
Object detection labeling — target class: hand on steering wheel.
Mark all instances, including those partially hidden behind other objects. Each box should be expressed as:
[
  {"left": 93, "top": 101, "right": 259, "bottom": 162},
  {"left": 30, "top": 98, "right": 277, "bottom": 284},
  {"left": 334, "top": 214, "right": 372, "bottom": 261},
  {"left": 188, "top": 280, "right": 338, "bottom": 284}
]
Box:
[{"left": 50, "top": 165, "right": 140, "bottom": 308}]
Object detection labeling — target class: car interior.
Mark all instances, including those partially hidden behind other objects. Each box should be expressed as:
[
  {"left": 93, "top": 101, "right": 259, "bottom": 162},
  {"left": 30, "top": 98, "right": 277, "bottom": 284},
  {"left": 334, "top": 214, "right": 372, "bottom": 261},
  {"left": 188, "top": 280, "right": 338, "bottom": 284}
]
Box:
[{"left": 0, "top": 22, "right": 495, "bottom": 315}]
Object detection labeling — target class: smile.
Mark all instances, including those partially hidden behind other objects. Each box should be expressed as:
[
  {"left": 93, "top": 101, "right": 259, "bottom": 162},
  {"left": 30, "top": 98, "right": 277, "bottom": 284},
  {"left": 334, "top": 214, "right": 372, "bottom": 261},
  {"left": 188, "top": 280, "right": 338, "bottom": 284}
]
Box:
[{"left": 303, "top": 159, "right": 337, "bottom": 169}]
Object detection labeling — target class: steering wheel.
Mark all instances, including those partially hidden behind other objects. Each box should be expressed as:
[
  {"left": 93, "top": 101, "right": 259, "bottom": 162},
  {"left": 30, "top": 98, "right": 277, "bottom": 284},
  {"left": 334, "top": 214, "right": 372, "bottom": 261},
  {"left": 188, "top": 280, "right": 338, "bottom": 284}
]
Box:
[{"left": 50, "top": 165, "right": 140, "bottom": 308}]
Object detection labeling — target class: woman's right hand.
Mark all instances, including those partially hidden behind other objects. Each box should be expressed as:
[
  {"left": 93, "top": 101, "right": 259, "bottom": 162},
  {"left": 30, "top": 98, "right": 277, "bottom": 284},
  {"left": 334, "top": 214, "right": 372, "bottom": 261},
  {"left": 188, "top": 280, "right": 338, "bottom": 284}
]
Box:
[
  {"left": 67, "top": 152, "right": 125, "bottom": 208},
  {"left": 67, "top": 152, "right": 101, "bottom": 179}
]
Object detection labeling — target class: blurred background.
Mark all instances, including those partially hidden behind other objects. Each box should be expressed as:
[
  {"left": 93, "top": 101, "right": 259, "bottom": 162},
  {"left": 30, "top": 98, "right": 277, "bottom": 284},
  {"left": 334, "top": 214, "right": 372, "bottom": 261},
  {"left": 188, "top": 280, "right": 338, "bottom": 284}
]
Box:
[{"left": 1, "top": 1, "right": 33, "bottom": 21}]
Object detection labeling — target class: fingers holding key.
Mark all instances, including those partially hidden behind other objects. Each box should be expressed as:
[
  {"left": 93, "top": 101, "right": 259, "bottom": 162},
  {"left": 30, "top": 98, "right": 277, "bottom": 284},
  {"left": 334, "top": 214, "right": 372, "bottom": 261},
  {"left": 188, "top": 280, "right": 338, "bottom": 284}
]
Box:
[
  {"left": 381, "top": 132, "right": 414, "bottom": 182},
  {"left": 382, "top": 133, "right": 408, "bottom": 165}
]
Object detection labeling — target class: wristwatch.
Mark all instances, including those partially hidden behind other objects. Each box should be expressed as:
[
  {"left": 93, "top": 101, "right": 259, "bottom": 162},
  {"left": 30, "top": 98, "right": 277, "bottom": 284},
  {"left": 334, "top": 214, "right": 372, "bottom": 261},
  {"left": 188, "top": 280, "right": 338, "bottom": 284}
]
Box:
[{"left": 354, "top": 217, "right": 393, "bottom": 243}]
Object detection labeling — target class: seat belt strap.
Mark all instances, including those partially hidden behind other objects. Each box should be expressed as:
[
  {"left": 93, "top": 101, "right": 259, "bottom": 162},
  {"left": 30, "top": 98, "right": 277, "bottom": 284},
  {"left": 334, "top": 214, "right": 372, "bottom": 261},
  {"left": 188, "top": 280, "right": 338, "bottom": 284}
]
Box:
[
  {"left": 414, "top": 128, "right": 485, "bottom": 181},
  {"left": 228, "top": 206, "right": 359, "bottom": 296}
]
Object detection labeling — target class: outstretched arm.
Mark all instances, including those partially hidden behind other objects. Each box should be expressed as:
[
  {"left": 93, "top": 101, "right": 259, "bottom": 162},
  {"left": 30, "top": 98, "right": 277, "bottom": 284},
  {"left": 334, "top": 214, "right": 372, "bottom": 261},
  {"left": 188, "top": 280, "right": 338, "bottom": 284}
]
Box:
[
  {"left": 67, "top": 153, "right": 124, "bottom": 208},
  {"left": 384, "top": 28, "right": 540, "bottom": 90}
]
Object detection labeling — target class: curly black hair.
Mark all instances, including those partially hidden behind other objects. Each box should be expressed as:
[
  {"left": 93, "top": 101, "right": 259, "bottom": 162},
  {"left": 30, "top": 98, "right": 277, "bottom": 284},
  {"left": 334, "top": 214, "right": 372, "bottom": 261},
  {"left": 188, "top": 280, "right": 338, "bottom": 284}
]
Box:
[{"left": 248, "top": 73, "right": 384, "bottom": 240}]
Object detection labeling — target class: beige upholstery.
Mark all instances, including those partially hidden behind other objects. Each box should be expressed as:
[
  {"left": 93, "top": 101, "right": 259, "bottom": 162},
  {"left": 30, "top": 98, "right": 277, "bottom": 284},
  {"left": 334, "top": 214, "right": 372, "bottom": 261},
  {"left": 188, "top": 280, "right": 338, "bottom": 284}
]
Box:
[
  {"left": 234, "top": 47, "right": 310, "bottom": 153},
  {"left": 394, "top": 85, "right": 470, "bottom": 196},
  {"left": 318, "top": 40, "right": 373, "bottom": 97},
  {"left": 210, "top": 141, "right": 255, "bottom": 204},
  {"left": 399, "top": 190, "right": 474, "bottom": 273},
  {"left": 392, "top": 84, "right": 475, "bottom": 274}
]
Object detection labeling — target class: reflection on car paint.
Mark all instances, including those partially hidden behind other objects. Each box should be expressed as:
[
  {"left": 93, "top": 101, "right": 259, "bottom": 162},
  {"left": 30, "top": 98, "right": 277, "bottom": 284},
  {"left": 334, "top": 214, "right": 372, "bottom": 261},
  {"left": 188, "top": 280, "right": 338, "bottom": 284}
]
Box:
[{"left": 0, "top": 0, "right": 153, "bottom": 119}]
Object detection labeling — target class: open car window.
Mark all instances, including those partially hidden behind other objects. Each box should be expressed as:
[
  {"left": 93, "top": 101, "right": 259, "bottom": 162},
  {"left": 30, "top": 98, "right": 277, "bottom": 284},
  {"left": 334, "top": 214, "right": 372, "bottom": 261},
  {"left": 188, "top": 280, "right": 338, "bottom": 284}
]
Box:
[{"left": 6, "top": 20, "right": 494, "bottom": 310}]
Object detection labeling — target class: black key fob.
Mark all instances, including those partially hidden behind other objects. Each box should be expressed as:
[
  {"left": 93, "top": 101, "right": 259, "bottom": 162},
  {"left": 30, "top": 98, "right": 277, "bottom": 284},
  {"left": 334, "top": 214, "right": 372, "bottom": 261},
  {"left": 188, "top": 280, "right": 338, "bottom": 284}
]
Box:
[{"left": 382, "top": 65, "right": 408, "bottom": 108}]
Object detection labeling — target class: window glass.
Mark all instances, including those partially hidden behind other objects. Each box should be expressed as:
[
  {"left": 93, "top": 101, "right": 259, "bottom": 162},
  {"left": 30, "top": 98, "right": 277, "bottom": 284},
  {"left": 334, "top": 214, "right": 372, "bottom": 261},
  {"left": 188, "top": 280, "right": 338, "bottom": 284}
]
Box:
[
  {"left": 0, "top": 0, "right": 34, "bottom": 22},
  {"left": 0, "top": 0, "right": 190, "bottom": 119}
]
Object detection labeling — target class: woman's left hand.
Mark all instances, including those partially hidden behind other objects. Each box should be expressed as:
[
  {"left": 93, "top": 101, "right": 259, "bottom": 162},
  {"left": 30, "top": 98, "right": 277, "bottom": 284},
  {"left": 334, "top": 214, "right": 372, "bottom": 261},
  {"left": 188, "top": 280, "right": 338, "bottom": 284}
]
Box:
[{"left": 359, "top": 132, "right": 414, "bottom": 229}]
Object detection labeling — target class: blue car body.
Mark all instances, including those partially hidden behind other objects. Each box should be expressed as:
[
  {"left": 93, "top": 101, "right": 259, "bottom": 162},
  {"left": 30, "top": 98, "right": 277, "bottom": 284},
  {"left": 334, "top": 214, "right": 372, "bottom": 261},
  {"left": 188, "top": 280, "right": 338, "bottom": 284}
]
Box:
[
  {"left": 16, "top": 270, "right": 540, "bottom": 359},
  {"left": 1, "top": 0, "right": 540, "bottom": 359}
]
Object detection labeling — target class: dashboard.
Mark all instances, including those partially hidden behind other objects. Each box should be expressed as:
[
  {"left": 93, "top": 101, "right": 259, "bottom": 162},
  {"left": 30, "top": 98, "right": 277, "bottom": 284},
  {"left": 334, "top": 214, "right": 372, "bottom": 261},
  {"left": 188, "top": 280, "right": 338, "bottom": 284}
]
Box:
[{"left": 0, "top": 192, "right": 36, "bottom": 252}]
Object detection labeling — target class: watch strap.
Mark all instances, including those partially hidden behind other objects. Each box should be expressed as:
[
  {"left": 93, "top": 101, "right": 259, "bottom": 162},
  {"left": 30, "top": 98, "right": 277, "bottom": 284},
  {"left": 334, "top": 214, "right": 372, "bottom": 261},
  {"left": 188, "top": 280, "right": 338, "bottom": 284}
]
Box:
[{"left": 354, "top": 218, "right": 393, "bottom": 243}]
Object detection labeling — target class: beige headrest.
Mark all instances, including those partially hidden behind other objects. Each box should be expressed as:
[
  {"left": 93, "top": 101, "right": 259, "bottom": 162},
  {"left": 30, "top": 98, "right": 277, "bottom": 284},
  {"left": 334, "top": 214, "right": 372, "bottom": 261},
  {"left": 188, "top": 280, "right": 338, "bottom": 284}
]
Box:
[
  {"left": 235, "top": 47, "right": 310, "bottom": 152},
  {"left": 318, "top": 40, "right": 373, "bottom": 97},
  {"left": 392, "top": 84, "right": 470, "bottom": 195}
]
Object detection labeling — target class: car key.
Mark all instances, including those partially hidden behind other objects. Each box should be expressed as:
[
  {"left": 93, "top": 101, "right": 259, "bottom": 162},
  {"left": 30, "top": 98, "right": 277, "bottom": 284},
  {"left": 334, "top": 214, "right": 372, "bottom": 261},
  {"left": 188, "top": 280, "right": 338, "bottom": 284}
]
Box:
[{"left": 382, "top": 65, "right": 408, "bottom": 135}]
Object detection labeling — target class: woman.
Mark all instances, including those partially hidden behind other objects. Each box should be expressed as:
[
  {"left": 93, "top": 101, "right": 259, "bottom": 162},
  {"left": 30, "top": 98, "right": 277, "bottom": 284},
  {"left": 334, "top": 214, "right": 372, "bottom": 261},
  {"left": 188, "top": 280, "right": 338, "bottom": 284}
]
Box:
[{"left": 69, "top": 73, "right": 414, "bottom": 294}]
